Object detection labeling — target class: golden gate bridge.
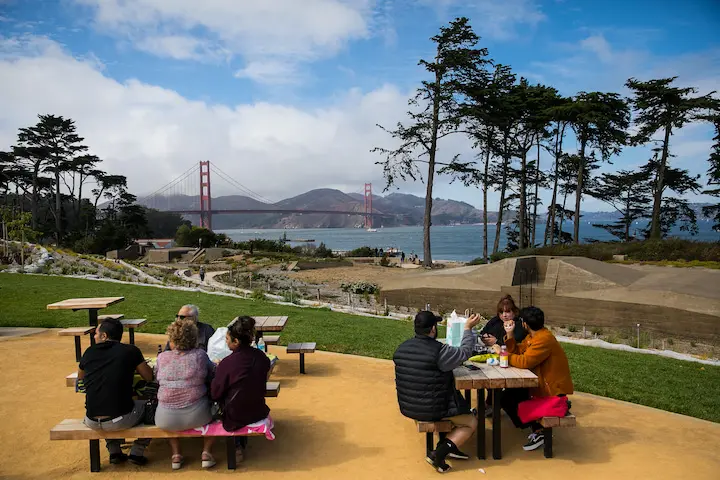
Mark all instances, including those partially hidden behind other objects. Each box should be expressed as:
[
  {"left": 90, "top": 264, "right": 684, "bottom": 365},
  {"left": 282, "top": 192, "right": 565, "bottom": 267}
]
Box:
[{"left": 139, "top": 161, "right": 392, "bottom": 230}]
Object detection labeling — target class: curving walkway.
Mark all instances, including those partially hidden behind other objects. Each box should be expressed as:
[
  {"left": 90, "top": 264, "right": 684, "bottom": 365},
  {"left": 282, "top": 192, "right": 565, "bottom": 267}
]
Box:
[{"left": 1, "top": 331, "right": 718, "bottom": 479}]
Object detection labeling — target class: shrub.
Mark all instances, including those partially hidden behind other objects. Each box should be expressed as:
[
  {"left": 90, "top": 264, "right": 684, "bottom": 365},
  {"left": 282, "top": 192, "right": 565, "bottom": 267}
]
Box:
[
  {"left": 346, "top": 246, "right": 375, "bottom": 257},
  {"left": 250, "top": 289, "right": 267, "bottom": 301},
  {"left": 567, "top": 325, "right": 578, "bottom": 333},
  {"left": 591, "top": 327, "right": 604, "bottom": 336},
  {"left": 379, "top": 254, "right": 391, "bottom": 267},
  {"left": 340, "top": 281, "right": 379, "bottom": 295}
]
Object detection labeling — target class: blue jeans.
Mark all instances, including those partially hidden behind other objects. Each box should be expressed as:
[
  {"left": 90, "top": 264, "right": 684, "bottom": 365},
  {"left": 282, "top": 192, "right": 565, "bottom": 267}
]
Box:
[{"left": 84, "top": 400, "right": 151, "bottom": 456}]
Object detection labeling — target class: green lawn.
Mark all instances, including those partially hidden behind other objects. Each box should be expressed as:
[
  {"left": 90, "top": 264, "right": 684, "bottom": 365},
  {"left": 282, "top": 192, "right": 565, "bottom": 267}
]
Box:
[{"left": 2, "top": 273, "right": 719, "bottom": 423}]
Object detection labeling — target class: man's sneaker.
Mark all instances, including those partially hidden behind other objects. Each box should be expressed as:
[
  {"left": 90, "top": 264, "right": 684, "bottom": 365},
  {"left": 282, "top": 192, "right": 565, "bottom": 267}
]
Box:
[
  {"left": 426, "top": 451, "right": 452, "bottom": 474},
  {"left": 128, "top": 454, "right": 148, "bottom": 466},
  {"left": 523, "top": 431, "right": 545, "bottom": 451},
  {"left": 109, "top": 453, "right": 127, "bottom": 464},
  {"left": 447, "top": 449, "right": 470, "bottom": 460}
]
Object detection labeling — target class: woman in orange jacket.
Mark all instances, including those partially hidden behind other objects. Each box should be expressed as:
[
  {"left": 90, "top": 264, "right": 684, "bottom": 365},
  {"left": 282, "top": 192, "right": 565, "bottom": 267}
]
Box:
[{"left": 492, "top": 306, "right": 573, "bottom": 451}]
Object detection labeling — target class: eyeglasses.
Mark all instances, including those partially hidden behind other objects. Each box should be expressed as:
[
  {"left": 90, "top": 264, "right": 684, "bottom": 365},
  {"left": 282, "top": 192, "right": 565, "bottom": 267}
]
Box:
[{"left": 175, "top": 314, "right": 196, "bottom": 320}]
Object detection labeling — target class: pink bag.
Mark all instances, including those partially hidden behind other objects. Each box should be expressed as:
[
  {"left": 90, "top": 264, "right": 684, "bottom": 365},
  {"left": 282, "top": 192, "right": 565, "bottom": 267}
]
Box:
[{"left": 518, "top": 396, "right": 569, "bottom": 423}]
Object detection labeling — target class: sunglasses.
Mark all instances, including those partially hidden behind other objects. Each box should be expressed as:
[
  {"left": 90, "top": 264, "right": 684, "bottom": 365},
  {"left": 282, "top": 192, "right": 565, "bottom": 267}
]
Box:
[{"left": 175, "top": 314, "right": 196, "bottom": 320}]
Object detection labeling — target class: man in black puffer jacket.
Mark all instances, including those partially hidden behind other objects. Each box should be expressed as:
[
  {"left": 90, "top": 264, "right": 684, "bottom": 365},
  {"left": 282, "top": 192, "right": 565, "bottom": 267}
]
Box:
[{"left": 394, "top": 311, "right": 481, "bottom": 473}]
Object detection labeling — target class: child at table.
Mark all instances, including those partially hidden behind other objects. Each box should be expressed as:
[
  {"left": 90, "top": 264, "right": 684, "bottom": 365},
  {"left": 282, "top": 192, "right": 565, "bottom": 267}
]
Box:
[{"left": 211, "top": 316, "right": 271, "bottom": 464}]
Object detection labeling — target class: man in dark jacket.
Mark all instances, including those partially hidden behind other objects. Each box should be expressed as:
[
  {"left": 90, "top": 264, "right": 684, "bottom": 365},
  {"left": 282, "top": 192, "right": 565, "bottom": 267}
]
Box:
[
  {"left": 393, "top": 311, "right": 481, "bottom": 473},
  {"left": 164, "top": 304, "right": 215, "bottom": 352}
]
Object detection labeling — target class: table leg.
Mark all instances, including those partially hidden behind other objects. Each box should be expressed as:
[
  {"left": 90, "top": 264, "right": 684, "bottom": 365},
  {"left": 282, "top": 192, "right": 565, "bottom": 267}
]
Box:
[
  {"left": 74, "top": 337, "right": 82, "bottom": 362},
  {"left": 129, "top": 329, "right": 135, "bottom": 345},
  {"left": 299, "top": 353, "right": 306, "bottom": 374},
  {"left": 88, "top": 309, "right": 99, "bottom": 327},
  {"left": 476, "top": 388, "right": 485, "bottom": 460},
  {"left": 543, "top": 427, "right": 553, "bottom": 458},
  {"left": 464, "top": 390, "right": 471, "bottom": 403},
  {"left": 226, "top": 437, "right": 236, "bottom": 470},
  {"left": 492, "top": 389, "right": 502, "bottom": 460}
]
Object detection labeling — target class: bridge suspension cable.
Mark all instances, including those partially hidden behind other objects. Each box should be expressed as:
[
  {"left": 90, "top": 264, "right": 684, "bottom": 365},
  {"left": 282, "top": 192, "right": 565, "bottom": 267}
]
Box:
[{"left": 211, "top": 163, "right": 274, "bottom": 204}]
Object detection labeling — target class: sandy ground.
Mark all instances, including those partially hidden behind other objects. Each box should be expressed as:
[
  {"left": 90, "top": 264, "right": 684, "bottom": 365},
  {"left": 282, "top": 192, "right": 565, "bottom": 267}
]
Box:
[
  {"left": 288, "top": 264, "right": 421, "bottom": 287},
  {"left": 2, "top": 331, "right": 719, "bottom": 480}
]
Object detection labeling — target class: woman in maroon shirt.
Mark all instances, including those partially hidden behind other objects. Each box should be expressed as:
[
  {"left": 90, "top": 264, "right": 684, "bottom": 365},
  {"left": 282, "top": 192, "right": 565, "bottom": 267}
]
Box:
[{"left": 211, "top": 316, "right": 270, "bottom": 464}]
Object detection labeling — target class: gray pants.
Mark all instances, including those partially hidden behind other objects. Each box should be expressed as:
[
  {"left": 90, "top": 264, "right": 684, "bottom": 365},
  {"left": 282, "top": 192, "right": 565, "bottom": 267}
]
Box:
[{"left": 84, "top": 400, "right": 151, "bottom": 456}]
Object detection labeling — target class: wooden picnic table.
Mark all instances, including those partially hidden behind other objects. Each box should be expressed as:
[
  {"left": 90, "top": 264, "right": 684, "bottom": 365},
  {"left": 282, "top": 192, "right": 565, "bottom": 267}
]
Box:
[
  {"left": 454, "top": 362, "right": 538, "bottom": 460},
  {"left": 230, "top": 316, "right": 288, "bottom": 342},
  {"left": 47, "top": 297, "right": 125, "bottom": 327},
  {"left": 120, "top": 319, "right": 146, "bottom": 345}
]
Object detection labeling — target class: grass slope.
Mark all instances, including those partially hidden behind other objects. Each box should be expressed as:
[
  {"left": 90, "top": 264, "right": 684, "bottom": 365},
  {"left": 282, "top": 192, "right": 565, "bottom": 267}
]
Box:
[{"left": 2, "top": 274, "right": 719, "bottom": 423}]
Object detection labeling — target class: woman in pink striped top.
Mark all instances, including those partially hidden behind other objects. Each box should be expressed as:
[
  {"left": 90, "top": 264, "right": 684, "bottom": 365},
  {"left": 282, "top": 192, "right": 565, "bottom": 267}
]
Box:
[{"left": 155, "top": 319, "right": 216, "bottom": 470}]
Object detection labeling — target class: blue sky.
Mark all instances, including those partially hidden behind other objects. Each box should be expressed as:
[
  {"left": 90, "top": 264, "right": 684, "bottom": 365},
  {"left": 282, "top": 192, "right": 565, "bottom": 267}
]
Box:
[{"left": 0, "top": 0, "right": 718, "bottom": 212}]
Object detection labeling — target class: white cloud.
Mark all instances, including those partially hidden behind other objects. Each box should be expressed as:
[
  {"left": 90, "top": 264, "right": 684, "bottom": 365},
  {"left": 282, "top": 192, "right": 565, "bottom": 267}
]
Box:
[
  {"left": 136, "top": 35, "right": 230, "bottom": 62},
  {"left": 72, "top": 0, "right": 374, "bottom": 79},
  {"left": 0, "top": 36, "right": 413, "bottom": 202},
  {"left": 234, "top": 60, "right": 302, "bottom": 85},
  {"left": 417, "top": 0, "right": 545, "bottom": 40}
]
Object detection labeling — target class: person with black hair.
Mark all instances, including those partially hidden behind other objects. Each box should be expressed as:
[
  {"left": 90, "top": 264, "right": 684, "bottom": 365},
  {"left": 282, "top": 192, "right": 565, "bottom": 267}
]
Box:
[
  {"left": 393, "top": 311, "right": 481, "bottom": 474},
  {"left": 491, "top": 306, "right": 574, "bottom": 452},
  {"left": 211, "top": 316, "right": 270, "bottom": 465},
  {"left": 78, "top": 319, "right": 154, "bottom": 466}
]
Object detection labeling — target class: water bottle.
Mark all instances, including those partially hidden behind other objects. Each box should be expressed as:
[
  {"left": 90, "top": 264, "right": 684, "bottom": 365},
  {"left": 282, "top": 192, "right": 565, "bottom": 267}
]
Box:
[
  {"left": 499, "top": 345, "right": 509, "bottom": 368},
  {"left": 257, "top": 337, "right": 266, "bottom": 353}
]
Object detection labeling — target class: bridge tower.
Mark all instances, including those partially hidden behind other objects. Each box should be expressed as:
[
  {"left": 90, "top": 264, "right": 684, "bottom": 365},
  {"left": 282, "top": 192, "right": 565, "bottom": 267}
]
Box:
[
  {"left": 199, "top": 160, "right": 212, "bottom": 230},
  {"left": 364, "top": 183, "right": 372, "bottom": 229}
]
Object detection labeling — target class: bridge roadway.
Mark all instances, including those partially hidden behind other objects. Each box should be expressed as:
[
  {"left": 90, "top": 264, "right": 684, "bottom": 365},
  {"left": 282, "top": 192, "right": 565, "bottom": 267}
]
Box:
[{"left": 166, "top": 209, "right": 403, "bottom": 217}]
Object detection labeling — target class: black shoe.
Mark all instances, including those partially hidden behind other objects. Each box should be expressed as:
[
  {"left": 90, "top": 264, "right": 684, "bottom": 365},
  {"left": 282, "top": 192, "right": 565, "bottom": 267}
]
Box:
[
  {"left": 447, "top": 449, "right": 470, "bottom": 460},
  {"left": 523, "top": 431, "right": 545, "bottom": 451},
  {"left": 109, "top": 453, "right": 127, "bottom": 464},
  {"left": 426, "top": 451, "right": 452, "bottom": 474},
  {"left": 128, "top": 455, "right": 148, "bottom": 466}
]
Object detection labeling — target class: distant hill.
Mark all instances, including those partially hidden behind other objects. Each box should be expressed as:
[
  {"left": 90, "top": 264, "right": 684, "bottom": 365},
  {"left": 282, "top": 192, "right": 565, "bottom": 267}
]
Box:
[
  {"left": 137, "top": 189, "right": 499, "bottom": 229},
  {"left": 137, "top": 190, "right": 716, "bottom": 230}
]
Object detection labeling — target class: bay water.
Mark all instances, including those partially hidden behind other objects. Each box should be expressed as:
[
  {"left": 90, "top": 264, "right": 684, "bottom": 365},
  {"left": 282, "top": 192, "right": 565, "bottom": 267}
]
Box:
[{"left": 219, "top": 220, "right": 719, "bottom": 262}]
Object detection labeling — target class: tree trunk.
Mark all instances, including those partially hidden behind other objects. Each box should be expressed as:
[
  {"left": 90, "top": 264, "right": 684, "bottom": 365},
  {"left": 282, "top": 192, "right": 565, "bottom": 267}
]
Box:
[
  {"left": 31, "top": 163, "right": 40, "bottom": 230},
  {"left": 55, "top": 168, "right": 62, "bottom": 244},
  {"left": 422, "top": 70, "right": 442, "bottom": 268},
  {"left": 649, "top": 123, "right": 672, "bottom": 239},
  {"left": 573, "top": 135, "right": 588, "bottom": 244},
  {"left": 482, "top": 148, "right": 490, "bottom": 262},
  {"left": 545, "top": 127, "right": 560, "bottom": 246},
  {"left": 559, "top": 189, "right": 568, "bottom": 241},
  {"left": 532, "top": 140, "right": 540, "bottom": 247},
  {"left": 519, "top": 150, "right": 527, "bottom": 250},
  {"left": 493, "top": 156, "right": 509, "bottom": 254}
]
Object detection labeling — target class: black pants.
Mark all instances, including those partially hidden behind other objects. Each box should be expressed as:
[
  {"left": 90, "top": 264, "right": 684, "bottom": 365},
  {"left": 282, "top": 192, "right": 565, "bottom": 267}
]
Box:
[{"left": 499, "top": 388, "right": 542, "bottom": 431}]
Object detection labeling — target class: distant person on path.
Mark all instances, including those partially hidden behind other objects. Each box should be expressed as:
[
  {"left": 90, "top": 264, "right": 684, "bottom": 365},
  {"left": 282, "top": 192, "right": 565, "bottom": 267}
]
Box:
[
  {"left": 212, "top": 316, "right": 271, "bottom": 465},
  {"left": 79, "top": 319, "right": 153, "bottom": 466},
  {"left": 155, "top": 319, "right": 217, "bottom": 470},
  {"left": 164, "top": 305, "right": 215, "bottom": 352},
  {"left": 478, "top": 295, "right": 528, "bottom": 416},
  {"left": 491, "top": 306, "right": 574, "bottom": 452},
  {"left": 374, "top": 247, "right": 379, "bottom": 257},
  {"left": 393, "top": 311, "right": 481, "bottom": 473},
  {"left": 199, "top": 266, "right": 206, "bottom": 282},
  {"left": 401, "top": 251, "right": 406, "bottom": 263}
]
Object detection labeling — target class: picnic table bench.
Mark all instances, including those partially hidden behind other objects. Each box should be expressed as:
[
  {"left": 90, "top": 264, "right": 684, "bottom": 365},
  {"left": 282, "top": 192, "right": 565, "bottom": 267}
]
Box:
[
  {"left": 50, "top": 418, "right": 274, "bottom": 471},
  {"left": 58, "top": 326, "right": 96, "bottom": 362},
  {"left": 119, "top": 319, "right": 146, "bottom": 344}
]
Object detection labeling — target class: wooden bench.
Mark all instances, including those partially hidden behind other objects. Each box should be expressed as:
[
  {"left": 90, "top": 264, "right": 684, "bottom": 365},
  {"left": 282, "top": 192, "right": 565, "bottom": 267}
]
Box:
[
  {"left": 50, "top": 419, "right": 265, "bottom": 472},
  {"left": 286, "top": 342, "right": 316, "bottom": 374},
  {"left": 119, "top": 319, "right": 146, "bottom": 345},
  {"left": 416, "top": 421, "right": 452, "bottom": 457},
  {"left": 539, "top": 414, "right": 576, "bottom": 458},
  {"left": 262, "top": 335, "right": 280, "bottom": 353},
  {"left": 58, "top": 327, "right": 96, "bottom": 361},
  {"left": 65, "top": 373, "right": 281, "bottom": 398},
  {"left": 97, "top": 314, "right": 124, "bottom": 321}
]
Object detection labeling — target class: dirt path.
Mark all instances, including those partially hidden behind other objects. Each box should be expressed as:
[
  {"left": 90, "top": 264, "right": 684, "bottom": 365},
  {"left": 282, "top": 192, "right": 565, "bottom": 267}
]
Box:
[{"left": 2, "top": 331, "right": 719, "bottom": 479}]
